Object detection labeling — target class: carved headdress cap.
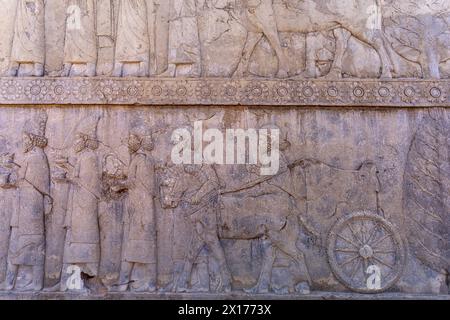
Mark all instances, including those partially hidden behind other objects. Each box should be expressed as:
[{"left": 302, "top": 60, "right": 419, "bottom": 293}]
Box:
[
  {"left": 130, "top": 118, "right": 152, "bottom": 138},
  {"left": 23, "top": 111, "right": 48, "bottom": 137},
  {"left": 77, "top": 115, "right": 100, "bottom": 140}
]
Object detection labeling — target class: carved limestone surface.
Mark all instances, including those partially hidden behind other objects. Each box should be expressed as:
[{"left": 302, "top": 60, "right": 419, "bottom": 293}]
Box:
[
  {"left": 0, "top": 0, "right": 447, "bottom": 80},
  {"left": 0, "top": 107, "right": 446, "bottom": 298},
  {"left": 0, "top": 0, "right": 448, "bottom": 301}
]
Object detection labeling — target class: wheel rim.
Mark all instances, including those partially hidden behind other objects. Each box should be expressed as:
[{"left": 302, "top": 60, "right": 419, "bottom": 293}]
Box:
[{"left": 327, "top": 211, "right": 406, "bottom": 293}]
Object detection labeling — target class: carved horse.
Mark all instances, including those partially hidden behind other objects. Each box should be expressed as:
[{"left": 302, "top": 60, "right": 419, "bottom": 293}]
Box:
[
  {"left": 159, "top": 165, "right": 313, "bottom": 294},
  {"left": 232, "top": 0, "right": 398, "bottom": 78}
]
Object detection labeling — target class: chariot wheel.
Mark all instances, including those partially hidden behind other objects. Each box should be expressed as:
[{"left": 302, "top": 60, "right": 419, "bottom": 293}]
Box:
[{"left": 327, "top": 211, "right": 406, "bottom": 293}]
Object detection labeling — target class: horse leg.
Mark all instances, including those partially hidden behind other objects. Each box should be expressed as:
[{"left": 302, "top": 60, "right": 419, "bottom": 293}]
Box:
[
  {"left": 233, "top": 32, "right": 263, "bottom": 78},
  {"left": 253, "top": 0, "right": 290, "bottom": 78},
  {"left": 324, "top": 28, "right": 351, "bottom": 79},
  {"left": 176, "top": 232, "right": 204, "bottom": 293},
  {"left": 272, "top": 227, "right": 312, "bottom": 290},
  {"left": 244, "top": 237, "right": 276, "bottom": 294},
  {"left": 366, "top": 30, "right": 394, "bottom": 79}
]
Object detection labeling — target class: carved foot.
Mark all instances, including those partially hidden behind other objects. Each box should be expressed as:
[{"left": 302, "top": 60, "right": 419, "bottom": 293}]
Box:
[
  {"left": 276, "top": 69, "right": 290, "bottom": 79},
  {"left": 295, "top": 282, "right": 311, "bottom": 295},
  {"left": 34, "top": 64, "right": 45, "bottom": 77},
  {"left": 44, "top": 283, "right": 61, "bottom": 292},
  {"left": 380, "top": 69, "right": 393, "bottom": 80},
  {"left": 0, "top": 281, "right": 14, "bottom": 291},
  {"left": 243, "top": 284, "right": 269, "bottom": 295},
  {"left": 157, "top": 65, "right": 176, "bottom": 78},
  {"left": 110, "top": 284, "right": 129, "bottom": 292},
  {"left": 7, "top": 68, "right": 18, "bottom": 77},
  {"left": 112, "top": 64, "right": 123, "bottom": 77}
]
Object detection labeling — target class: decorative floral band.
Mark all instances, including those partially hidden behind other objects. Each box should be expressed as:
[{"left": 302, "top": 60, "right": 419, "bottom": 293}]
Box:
[{"left": 0, "top": 78, "right": 448, "bottom": 107}]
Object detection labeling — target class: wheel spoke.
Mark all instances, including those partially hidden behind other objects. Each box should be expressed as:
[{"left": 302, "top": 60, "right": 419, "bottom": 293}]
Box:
[
  {"left": 373, "top": 250, "right": 396, "bottom": 254},
  {"left": 335, "top": 248, "right": 359, "bottom": 253},
  {"left": 359, "top": 220, "right": 367, "bottom": 244},
  {"left": 337, "top": 233, "right": 360, "bottom": 248},
  {"left": 348, "top": 223, "right": 364, "bottom": 245},
  {"left": 365, "top": 222, "right": 379, "bottom": 245},
  {"left": 372, "top": 256, "right": 395, "bottom": 270},
  {"left": 350, "top": 258, "right": 362, "bottom": 280},
  {"left": 339, "top": 254, "right": 360, "bottom": 267},
  {"left": 370, "top": 233, "right": 391, "bottom": 247}
]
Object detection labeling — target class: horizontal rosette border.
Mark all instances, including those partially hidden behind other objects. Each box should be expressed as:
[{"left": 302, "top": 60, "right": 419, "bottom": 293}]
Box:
[{"left": 0, "top": 77, "right": 448, "bottom": 107}]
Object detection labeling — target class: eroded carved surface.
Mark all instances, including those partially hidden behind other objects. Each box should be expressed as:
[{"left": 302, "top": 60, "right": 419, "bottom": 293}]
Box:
[
  {"left": 0, "top": 0, "right": 448, "bottom": 300},
  {"left": 0, "top": 0, "right": 447, "bottom": 80},
  {"left": 0, "top": 107, "right": 446, "bottom": 297}
]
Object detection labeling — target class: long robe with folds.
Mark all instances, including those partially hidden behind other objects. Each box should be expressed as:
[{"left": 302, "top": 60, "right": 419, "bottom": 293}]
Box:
[
  {"left": 9, "top": 149, "right": 50, "bottom": 267},
  {"left": 63, "top": 150, "right": 101, "bottom": 276},
  {"left": 10, "top": 0, "right": 45, "bottom": 64},
  {"left": 0, "top": 167, "right": 17, "bottom": 279},
  {"left": 114, "top": 0, "right": 150, "bottom": 63},
  {"left": 167, "top": 0, "right": 201, "bottom": 75},
  {"left": 63, "top": 0, "right": 97, "bottom": 64},
  {"left": 122, "top": 153, "right": 156, "bottom": 264}
]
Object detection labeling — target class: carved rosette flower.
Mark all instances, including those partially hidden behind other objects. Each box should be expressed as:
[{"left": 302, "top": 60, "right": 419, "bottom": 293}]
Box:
[
  {"left": 220, "top": 81, "right": 241, "bottom": 103},
  {"left": 72, "top": 79, "right": 95, "bottom": 102},
  {"left": 399, "top": 84, "right": 421, "bottom": 104},
  {"left": 272, "top": 82, "right": 292, "bottom": 103},
  {"left": 1, "top": 79, "right": 23, "bottom": 100},
  {"left": 349, "top": 82, "right": 373, "bottom": 104},
  {"left": 291, "top": 81, "right": 318, "bottom": 104},
  {"left": 147, "top": 81, "right": 168, "bottom": 100},
  {"left": 25, "top": 80, "right": 48, "bottom": 101},
  {"left": 98, "top": 80, "right": 121, "bottom": 102},
  {"left": 426, "top": 83, "right": 447, "bottom": 103},
  {"left": 374, "top": 82, "right": 396, "bottom": 104},
  {"left": 195, "top": 81, "right": 215, "bottom": 101},
  {"left": 243, "top": 81, "right": 270, "bottom": 102},
  {"left": 167, "top": 81, "right": 193, "bottom": 100},
  {"left": 121, "top": 80, "right": 144, "bottom": 103},
  {"left": 322, "top": 82, "right": 345, "bottom": 103},
  {"left": 47, "top": 80, "right": 71, "bottom": 102}
]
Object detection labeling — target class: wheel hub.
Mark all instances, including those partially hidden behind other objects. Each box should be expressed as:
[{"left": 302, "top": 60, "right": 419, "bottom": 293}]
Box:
[{"left": 359, "top": 244, "right": 374, "bottom": 259}]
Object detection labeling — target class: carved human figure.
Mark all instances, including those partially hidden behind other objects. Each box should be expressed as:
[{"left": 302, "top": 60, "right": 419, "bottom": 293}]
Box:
[
  {"left": 0, "top": 112, "right": 51, "bottom": 291},
  {"left": 159, "top": 0, "right": 201, "bottom": 77},
  {"left": 59, "top": 116, "right": 102, "bottom": 292},
  {"left": 9, "top": 0, "right": 45, "bottom": 77},
  {"left": 114, "top": 125, "right": 157, "bottom": 292},
  {"left": 113, "top": 0, "right": 151, "bottom": 77},
  {"left": 173, "top": 164, "right": 232, "bottom": 293},
  {"left": 62, "top": 0, "right": 98, "bottom": 77},
  {"left": 0, "top": 146, "right": 18, "bottom": 284}
]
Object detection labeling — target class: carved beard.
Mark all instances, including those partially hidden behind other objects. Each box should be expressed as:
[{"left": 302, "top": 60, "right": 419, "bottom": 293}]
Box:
[
  {"left": 23, "top": 134, "right": 34, "bottom": 153},
  {"left": 74, "top": 138, "right": 86, "bottom": 153}
]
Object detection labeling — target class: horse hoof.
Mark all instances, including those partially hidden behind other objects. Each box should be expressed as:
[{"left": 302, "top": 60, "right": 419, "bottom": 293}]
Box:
[
  {"left": 243, "top": 285, "right": 269, "bottom": 294},
  {"left": 295, "top": 282, "right": 311, "bottom": 295}
]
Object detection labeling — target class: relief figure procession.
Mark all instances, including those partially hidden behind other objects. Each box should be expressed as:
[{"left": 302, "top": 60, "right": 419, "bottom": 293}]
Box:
[
  {"left": 0, "top": 109, "right": 448, "bottom": 295},
  {"left": 0, "top": 0, "right": 448, "bottom": 299},
  {"left": 0, "top": 0, "right": 448, "bottom": 79}
]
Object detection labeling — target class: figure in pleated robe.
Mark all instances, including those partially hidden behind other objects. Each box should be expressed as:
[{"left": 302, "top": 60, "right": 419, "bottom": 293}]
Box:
[
  {"left": 0, "top": 148, "right": 18, "bottom": 284},
  {"left": 113, "top": 0, "right": 151, "bottom": 77},
  {"left": 115, "top": 125, "right": 157, "bottom": 292},
  {"left": 9, "top": 0, "right": 45, "bottom": 77},
  {"left": 160, "top": 0, "right": 201, "bottom": 77},
  {"left": 62, "top": 0, "right": 98, "bottom": 76},
  {"left": 0, "top": 112, "right": 51, "bottom": 292},
  {"left": 60, "top": 117, "right": 102, "bottom": 292}
]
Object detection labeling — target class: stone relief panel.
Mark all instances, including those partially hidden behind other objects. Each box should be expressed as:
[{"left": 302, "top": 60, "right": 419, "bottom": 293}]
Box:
[
  {"left": 0, "top": 0, "right": 447, "bottom": 79},
  {"left": 0, "top": 106, "right": 447, "bottom": 296}
]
